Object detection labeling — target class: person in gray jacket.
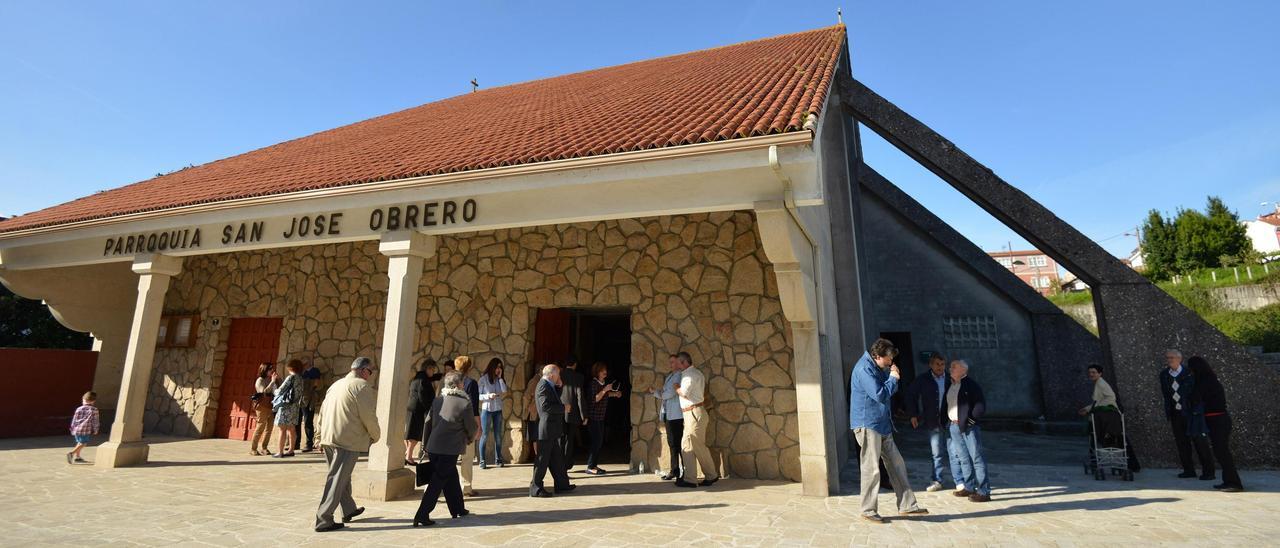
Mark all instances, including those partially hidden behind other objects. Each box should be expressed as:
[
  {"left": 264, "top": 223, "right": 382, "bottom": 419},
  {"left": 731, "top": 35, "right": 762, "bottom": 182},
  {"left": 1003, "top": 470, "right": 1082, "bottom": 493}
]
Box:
[{"left": 412, "top": 371, "right": 477, "bottom": 527}]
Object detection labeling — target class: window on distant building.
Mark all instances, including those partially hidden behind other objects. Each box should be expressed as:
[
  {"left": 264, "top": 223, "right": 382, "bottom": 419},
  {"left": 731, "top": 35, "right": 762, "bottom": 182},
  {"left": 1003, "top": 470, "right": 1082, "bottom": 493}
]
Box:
[
  {"left": 943, "top": 316, "right": 999, "bottom": 349},
  {"left": 997, "top": 257, "right": 1013, "bottom": 268},
  {"left": 1030, "top": 255, "right": 1048, "bottom": 267}
]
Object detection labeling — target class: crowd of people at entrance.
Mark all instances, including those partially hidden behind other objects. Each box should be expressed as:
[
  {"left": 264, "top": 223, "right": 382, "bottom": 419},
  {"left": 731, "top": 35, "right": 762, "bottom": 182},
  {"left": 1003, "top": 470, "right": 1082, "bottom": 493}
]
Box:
[{"left": 288, "top": 348, "right": 720, "bottom": 532}]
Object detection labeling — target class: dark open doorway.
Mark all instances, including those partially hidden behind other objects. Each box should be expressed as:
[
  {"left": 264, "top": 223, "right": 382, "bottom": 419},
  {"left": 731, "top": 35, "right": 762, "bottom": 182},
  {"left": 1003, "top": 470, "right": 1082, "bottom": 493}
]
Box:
[{"left": 533, "top": 307, "right": 633, "bottom": 467}]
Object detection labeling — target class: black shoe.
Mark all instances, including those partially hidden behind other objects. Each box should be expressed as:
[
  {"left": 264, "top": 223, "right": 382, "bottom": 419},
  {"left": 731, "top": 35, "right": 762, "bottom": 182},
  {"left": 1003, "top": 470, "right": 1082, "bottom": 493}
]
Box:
[
  {"left": 412, "top": 518, "right": 435, "bottom": 527},
  {"left": 862, "top": 514, "right": 886, "bottom": 524},
  {"left": 315, "top": 523, "right": 345, "bottom": 533},
  {"left": 451, "top": 509, "right": 470, "bottom": 518},
  {"left": 674, "top": 479, "right": 698, "bottom": 488},
  {"left": 342, "top": 507, "right": 365, "bottom": 523},
  {"left": 1221, "top": 485, "right": 1244, "bottom": 493},
  {"left": 480, "top": 462, "right": 487, "bottom": 470},
  {"left": 498, "top": 461, "right": 506, "bottom": 468},
  {"left": 557, "top": 484, "right": 577, "bottom": 493},
  {"left": 1213, "top": 483, "right": 1227, "bottom": 490},
  {"left": 1200, "top": 473, "right": 1216, "bottom": 481},
  {"left": 1177, "top": 471, "right": 1197, "bottom": 478},
  {"left": 661, "top": 474, "right": 676, "bottom": 481},
  {"left": 699, "top": 478, "right": 718, "bottom": 487},
  {"left": 531, "top": 489, "right": 553, "bottom": 498}
]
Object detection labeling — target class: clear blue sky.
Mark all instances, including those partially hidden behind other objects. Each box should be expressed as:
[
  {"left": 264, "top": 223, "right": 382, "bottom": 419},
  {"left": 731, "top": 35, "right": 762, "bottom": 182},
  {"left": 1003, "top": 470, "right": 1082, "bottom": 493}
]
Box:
[{"left": 2, "top": 1, "right": 1277, "bottom": 271}]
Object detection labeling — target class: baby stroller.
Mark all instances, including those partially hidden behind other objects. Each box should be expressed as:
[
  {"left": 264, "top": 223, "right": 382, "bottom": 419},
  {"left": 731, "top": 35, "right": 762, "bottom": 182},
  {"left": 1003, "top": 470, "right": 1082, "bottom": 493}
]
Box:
[{"left": 1083, "top": 408, "right": 1134, "bottom": 481}]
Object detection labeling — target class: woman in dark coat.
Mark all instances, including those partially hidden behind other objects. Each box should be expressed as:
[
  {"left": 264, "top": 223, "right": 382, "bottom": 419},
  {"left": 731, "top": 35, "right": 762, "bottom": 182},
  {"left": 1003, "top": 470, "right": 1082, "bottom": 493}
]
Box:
[
  {"left": 405, "top": 358, "right": 441, "bottom": 465},
  {"left": 1186, "top": 356, "right": 1243, "bottom": 492},
  {"left": 413, "top": 371, "right": 477, "bottom": 527}
]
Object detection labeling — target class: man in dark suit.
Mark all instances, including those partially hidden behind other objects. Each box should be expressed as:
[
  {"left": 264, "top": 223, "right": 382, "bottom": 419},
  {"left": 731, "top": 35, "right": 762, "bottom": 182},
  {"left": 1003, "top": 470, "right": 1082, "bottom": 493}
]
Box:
[
  {"left": 559, "top": 356, "right": 587, "bottom": 473},
  {"left": 906, "top": 353, "right": 964, "bottom": 493},
  {"left": 530, "top": 364, "right": 575, "bottom": 497},
  {"left": 1158, "top": 349, "right": 1215, "bottom": 479}
]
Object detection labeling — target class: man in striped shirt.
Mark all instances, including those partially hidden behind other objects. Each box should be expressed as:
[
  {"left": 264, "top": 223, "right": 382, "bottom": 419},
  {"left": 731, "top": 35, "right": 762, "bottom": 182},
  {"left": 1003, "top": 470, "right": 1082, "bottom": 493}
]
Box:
[{"left": 68, "top": 391, "right": 100, "bottom": 464}]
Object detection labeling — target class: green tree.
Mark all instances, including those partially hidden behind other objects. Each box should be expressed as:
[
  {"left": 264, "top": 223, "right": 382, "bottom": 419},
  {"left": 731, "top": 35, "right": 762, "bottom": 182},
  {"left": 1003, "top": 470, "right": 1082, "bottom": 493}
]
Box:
[
  {"left": 1204, "top": 196, "right": 1249, "bottom": 265},
  {"left": 1140, "top": 209, "right": 1176, "bottom": 279},
  {"left": 0, "top": 283, "right": 92, "bottom": 349}
]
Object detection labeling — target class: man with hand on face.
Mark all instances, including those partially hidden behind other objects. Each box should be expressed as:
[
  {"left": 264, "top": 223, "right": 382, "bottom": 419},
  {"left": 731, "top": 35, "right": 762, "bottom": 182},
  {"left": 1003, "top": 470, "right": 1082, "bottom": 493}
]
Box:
[{"left": 849, "top": 338, "right": 928, "bottom": 524}]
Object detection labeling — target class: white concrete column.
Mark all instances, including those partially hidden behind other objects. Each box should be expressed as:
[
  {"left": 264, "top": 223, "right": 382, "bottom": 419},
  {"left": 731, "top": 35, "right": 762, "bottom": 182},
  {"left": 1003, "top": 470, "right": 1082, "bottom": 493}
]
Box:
[
  {"left": 359, "top": 231, "right": 434, "bottom": 501},
  {"left": 97, "top": 254, "right": 183, "bottom": 468},
  {"left": 754, "top": 201, "right": 837, "bottom": 496}
]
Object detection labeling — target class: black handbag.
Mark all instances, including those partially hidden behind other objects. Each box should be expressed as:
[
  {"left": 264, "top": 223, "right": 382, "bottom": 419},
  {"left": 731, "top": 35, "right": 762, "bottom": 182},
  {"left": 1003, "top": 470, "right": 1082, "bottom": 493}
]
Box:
[{"left": 415, "top": 413, "right": 433, "bottom": 486}]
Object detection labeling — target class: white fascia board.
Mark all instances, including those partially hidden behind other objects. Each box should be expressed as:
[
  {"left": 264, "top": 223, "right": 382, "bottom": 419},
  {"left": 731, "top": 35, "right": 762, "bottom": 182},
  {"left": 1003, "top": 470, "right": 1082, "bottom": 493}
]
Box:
[{"left": 0, "top": 138, "right": 818, "bottom": 271}]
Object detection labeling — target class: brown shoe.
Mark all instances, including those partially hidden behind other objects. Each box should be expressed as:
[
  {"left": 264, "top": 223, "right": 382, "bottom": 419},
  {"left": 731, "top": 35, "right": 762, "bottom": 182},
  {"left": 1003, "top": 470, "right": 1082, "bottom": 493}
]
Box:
[
  {"left": 900, "top": 508, "right": 929, "bottom": 516},
  {"left": 968, "top": 493, "right": 991, "bottom": 503},
  {"left": 862, "top": 514, "right": 886, "bottom": 524},
  {"left": 953, "top": 489, "right": 974, "bottom": 497}
]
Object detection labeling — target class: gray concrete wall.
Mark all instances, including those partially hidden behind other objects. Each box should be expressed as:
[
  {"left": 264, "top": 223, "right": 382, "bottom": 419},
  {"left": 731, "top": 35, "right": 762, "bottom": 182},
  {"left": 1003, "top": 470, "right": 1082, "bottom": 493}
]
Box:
[{"left": 858, "top": 191, "right": 1042, "bottom": 418}]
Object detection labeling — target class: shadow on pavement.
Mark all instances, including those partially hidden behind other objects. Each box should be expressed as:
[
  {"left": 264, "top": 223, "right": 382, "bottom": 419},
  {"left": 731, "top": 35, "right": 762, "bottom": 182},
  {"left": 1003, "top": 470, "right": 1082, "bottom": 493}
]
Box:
[
  {"left": 911, "top": 496, "right": 1180, "bottom": 522},
  {"left": 347, "top": 503, "right": 728, "bottom": 531}
]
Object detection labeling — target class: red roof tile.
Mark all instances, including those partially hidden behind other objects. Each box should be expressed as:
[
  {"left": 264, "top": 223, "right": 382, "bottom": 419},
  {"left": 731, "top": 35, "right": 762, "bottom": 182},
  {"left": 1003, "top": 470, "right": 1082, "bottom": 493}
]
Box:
[{"left": 0, "top": 26, "right": 845, "bottom": 234}]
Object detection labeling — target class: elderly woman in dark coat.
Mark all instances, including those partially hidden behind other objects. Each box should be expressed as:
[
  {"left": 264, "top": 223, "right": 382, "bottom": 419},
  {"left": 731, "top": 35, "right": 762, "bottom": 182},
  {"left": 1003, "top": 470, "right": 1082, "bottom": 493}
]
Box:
[
  {"left": 1186, "top": 356, "right": 1243, "bottom": 492},
  {"left": 405, "top": 358, "right": 442, "bottom": 465},
  {"left": 413, "top": 371, "right": 477, "bottom": 527}
]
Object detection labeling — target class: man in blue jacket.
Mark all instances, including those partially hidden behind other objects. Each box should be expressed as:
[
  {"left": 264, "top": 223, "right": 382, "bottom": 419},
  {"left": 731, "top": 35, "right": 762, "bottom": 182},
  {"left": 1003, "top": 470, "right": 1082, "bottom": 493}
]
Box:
[
  {"left": 849, "top": 338, "right": 928, "bottom": 523},
  {"left": 906, "top": 353, "right": 964, "bottom": 493}
]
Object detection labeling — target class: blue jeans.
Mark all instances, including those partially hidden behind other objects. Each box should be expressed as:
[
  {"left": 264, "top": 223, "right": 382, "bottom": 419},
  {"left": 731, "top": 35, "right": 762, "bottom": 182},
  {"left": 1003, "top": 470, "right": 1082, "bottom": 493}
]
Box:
[
  {"left": 949, "top": 423, "right": 990, "bottom": 496},
  {"left": 928, "top": 427, "right": 964, "bottom": 486},
  {"left": 479, "top": 410, "right": 503, "bottom": 465}
]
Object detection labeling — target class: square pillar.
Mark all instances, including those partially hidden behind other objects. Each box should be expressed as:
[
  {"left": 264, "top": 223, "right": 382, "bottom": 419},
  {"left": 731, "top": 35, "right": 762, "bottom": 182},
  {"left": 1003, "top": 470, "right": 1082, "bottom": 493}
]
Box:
[
  {"left": 359, "top": 231, "right": 434, "bottom": 501},
  {"left": 97, "top": 254, "right": 182, "bottom": 468},
  {"left": 754, "top": 202, "right": 839, "bottom": 496}
]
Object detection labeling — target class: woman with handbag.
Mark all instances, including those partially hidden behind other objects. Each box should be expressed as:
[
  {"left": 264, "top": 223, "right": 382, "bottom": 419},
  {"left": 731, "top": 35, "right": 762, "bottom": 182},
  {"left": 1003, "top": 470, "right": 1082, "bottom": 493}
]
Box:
[
  {"left": 250, "top": 363, "right": 278, "bottom": 456},
  {"left": 405, "top": 358, "right": 442, "bottom": 465},
  {"left": 271, "top": 359, "right": 305, "bottom": 458},
  {"left": 413, "top": 371, "right": 476, "bottom": 527}
]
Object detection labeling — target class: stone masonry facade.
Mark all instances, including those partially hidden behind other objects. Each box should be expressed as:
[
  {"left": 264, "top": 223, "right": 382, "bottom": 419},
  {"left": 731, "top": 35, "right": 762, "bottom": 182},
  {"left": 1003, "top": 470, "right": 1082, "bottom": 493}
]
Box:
[{"left": 147, "top": 211, "right": 800, "bottom": 481}]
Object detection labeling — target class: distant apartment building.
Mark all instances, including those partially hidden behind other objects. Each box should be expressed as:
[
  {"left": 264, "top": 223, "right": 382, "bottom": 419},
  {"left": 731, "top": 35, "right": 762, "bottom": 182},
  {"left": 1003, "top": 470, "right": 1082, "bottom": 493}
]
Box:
[
  {"left": 1243, "top": 211, "right": 1280, "bottom": 256},
  {"left": 988, "top": 249, "right": 1061, "bottom": 295}
]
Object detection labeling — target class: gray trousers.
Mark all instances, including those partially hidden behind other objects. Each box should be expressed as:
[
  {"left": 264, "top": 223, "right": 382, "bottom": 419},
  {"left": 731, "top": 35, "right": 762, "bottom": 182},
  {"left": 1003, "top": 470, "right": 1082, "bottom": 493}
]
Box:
[
  {"left": 315, "top": 445, "right": 359, "bottom": 529},
  {"left": 853, "top": 428, "right": 921, "bottom": 516}
]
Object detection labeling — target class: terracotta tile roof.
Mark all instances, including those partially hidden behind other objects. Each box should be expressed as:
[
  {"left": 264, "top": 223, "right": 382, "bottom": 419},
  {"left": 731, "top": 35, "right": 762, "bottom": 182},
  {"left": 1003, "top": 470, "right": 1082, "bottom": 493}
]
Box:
[{"left": 0, "top": 26, "right": 846, "bottom": 234}]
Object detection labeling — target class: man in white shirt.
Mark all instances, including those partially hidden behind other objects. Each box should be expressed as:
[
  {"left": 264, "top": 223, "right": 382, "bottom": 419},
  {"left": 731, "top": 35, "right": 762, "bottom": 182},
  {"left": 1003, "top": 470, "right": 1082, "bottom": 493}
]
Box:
[{"left": 673, "top": 352, "right": 718, "bottom": 488}]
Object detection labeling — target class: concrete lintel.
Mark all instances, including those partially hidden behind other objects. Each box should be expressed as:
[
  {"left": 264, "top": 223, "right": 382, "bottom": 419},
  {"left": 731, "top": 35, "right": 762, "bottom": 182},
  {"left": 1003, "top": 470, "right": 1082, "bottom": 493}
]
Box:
[
  {"left": 378, "top": 230, "right": 436, "bottom": 259},
  {"left": 131, "top": 254, "right": 183, "bottom": 277}
]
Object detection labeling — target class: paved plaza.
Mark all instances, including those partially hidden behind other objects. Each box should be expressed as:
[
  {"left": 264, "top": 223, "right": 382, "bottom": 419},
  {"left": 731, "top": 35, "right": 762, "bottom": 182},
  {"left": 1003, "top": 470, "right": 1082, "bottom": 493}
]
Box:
[{"left": 3, "top": 432, "right": 1275, "bottom": 547}]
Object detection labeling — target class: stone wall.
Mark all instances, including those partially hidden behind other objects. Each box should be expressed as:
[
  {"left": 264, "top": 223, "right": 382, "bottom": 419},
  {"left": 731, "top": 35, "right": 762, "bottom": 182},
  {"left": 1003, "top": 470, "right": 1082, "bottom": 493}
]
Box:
[
  {"left": 149, "top": 243, "right": 391, "bottom": 438},
  {"left": 146, "top": 211, "right": 800, "bottom": 481},
  {"left": 411, "top": 212, "right": 799, "bottom": 480}
]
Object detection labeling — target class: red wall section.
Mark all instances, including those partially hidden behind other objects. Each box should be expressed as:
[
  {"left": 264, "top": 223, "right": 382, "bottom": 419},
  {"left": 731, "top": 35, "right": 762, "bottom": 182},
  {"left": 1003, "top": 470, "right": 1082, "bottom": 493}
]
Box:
[{"left": 0, "top": 348, "right": 98, "bottom": 438}]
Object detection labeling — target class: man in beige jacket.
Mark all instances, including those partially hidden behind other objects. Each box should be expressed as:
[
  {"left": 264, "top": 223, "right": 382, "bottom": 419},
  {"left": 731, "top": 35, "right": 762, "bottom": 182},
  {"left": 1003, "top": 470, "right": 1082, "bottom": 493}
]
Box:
[{"left": 314, "top": 357, "right": 381, "bottom": 532}]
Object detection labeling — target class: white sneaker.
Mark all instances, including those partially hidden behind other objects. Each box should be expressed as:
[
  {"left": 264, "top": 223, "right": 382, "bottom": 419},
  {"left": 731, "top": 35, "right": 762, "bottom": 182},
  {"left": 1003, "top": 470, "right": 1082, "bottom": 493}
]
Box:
[{"left": 925, "top": 481, "right": 944, "bottom": 492}]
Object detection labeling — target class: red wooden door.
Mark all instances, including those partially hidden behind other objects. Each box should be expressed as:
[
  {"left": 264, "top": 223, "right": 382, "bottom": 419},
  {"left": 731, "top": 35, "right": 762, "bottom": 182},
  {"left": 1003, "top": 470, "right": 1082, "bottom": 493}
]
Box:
[
  {"left": 215, "top": 317, "right": 283, "bottom": 440},
  {"left": 532, "top": 308, "right": 572, "bottom": 377}
]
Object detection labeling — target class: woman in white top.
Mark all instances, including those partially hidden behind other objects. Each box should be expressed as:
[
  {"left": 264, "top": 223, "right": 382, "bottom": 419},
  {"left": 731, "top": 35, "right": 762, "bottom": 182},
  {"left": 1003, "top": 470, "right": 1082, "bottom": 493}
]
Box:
[
  {"left": 477, "top": 358, "right": 509, "bottom": 468},
  {"left": 250, "top": 363, "right": 278, "bottom": 456}
]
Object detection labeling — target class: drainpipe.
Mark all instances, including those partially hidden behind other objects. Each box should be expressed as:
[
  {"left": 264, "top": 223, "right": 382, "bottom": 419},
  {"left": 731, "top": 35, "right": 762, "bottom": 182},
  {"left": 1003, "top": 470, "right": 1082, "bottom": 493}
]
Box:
[{"left": 768, "top": 144, "right": 823, "bottom": 331}]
